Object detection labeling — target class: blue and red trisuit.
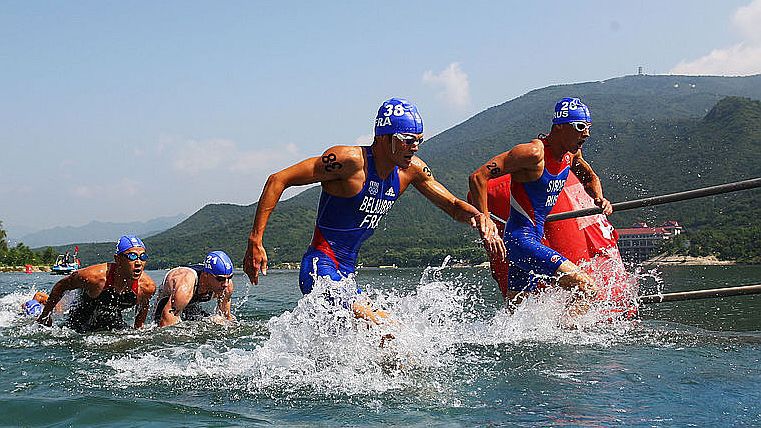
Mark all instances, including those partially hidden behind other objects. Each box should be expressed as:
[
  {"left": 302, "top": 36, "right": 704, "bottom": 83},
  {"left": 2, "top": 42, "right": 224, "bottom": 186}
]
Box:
[
  {"left": 472, "top": 141, "right": 636, "bottom": 318},
  {"left": 504, "top": 138, "right": 573, "bottom": 292},
  {"left": 299, "top": 147, "right": 400, "bottom": 299}
]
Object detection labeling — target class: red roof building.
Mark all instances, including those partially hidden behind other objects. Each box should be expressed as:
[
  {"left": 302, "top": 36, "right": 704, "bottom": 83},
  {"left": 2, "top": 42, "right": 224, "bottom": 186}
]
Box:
[{"left": 617, "top": 221, "right": 683, "bottom": 262}]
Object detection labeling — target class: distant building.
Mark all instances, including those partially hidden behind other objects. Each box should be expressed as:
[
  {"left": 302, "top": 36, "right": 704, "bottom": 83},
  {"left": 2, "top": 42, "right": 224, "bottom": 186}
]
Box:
[{"left": 617, "top": 221, "right": 683, "bottom": 262}]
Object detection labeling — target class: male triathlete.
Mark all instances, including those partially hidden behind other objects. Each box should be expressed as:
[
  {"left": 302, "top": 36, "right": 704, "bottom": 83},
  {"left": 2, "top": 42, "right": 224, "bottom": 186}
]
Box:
[
  {"left": 244, "top": 98, "right": 501, "bottom": 323},
  {"left": 469, "top": 97, "right": 612, "bottom": 303},
  {"left": 38, "top": 235, "right": 156, "bottom": 332},
  {"left": 153, "top": 250, "right": 235, "bottom": 327}
]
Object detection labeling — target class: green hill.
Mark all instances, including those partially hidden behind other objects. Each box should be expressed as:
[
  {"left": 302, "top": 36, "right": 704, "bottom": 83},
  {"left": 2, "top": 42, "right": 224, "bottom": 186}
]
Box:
[{"left": 60, "top": 74, "right": 761, "bottom": 267}]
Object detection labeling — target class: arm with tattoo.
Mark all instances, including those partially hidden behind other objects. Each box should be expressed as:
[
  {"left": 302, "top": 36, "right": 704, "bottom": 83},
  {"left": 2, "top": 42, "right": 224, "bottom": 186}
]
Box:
[{"left": 244, "top": 146, "right": 361, "bottom": 284}]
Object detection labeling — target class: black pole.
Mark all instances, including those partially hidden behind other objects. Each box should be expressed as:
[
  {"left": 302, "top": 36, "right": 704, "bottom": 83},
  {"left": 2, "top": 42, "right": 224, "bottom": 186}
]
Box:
[
  {"left": 546, "top": 177, "right": 761, "bottom": 223},
  {"left": 639, "top": 284, "right": 761, "bottom": 304}
]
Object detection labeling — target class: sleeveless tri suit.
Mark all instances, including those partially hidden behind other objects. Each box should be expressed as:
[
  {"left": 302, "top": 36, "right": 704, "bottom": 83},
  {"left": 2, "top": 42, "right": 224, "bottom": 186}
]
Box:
[
  {"left": 299, "top": 146, "right": 400, "bottom": 295},
  {"left": 65, "top": 263, "right": 140, "bottom": 333},
  {"left": 504, "top": 139, "right": 572, "bottom": 291}
]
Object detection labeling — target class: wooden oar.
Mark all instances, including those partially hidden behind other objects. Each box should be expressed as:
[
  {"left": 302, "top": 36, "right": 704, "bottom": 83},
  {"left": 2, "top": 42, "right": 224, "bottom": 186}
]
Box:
[{"left": 639, "top": 283, "right": 761, "bottom": 304}]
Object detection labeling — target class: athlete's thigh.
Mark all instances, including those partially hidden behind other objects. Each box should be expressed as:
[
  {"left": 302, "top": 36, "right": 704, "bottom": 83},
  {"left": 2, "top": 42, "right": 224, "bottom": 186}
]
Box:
[
  {"left": 299, "top": 249, "right": 343, "bottom": 295},
  {"left": 506, "top": 233, "right": 567, "bottom": 291}
]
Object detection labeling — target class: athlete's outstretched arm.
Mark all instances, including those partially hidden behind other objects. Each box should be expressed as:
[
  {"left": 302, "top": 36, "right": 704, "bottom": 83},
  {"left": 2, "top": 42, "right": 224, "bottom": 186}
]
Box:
[
  {"left": 468, "top": 141, "right": 543, "bottom": 258},
  {"left": 469, "top": 141, "right": 543, "bottom": 219},
  {"left": 37, "top": 272, "right": 85, "bottom": 326},
  {"left": 133, "top": 278, "right": 156, "bottom": 329},
  {"left": 409, "top": 158, "right": 506, "bottom": 259},
  {"left": 570, "top": 152, "right": 612, "bottom": 215},
  {"left": 216, "top": 281, "right": 235, "bottom": 321},
  {"left": 244, "top": 146, "right": 362, "bottom": 285},
  {"left": 158, "top": 274, "right": 194, "bottom": 327}
]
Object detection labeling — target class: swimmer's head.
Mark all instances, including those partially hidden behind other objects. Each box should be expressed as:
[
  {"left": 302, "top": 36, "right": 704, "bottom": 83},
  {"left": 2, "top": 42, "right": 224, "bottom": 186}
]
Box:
[
  {"left": 552, "top": 97, "right": 591, "bottom": 125},
  {"left": 374, "top": 98, "right": 424, "bottom": 136},
  {"left": 23, "top": 299, "right": 43, "bottom": 316},
  {"left": 115, "top": 235, "right": 146, "bottom": 254},
  {"left": 203, "top": 251, "right": 234, "bottom": 276},
  {"left": 33, "top": 291, "right": 48, "bottom": 305}
]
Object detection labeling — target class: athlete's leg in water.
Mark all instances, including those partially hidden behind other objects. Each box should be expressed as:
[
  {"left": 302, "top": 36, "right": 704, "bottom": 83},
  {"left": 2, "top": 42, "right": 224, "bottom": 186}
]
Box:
[
  {"left": 556, "top": 260, "right": 597, "bottom": 317},
  {"left": 351, "top": 300, "right": 392, "bottom": 325},
  {"left": 505, "top": 240, "right": 596, "bottom": 316},
  {"left": 299, "top": 248, "right": 392, "bottom": 326}
]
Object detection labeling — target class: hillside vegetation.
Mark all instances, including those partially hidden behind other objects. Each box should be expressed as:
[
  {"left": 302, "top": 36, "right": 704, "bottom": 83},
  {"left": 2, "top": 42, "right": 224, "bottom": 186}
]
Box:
[{"left": 55, "top": 75, "right": 761, "bottom": 267}]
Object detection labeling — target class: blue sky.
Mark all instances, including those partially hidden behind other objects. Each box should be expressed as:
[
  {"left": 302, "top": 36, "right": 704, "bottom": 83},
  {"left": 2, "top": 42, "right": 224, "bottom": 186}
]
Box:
[{"left": 2, "top": 0, "right": 760, "bottom": 236}]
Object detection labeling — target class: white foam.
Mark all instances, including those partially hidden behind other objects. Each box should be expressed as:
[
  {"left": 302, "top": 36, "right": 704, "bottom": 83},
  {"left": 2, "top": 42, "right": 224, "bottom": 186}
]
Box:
[
  {"left": 96, "top": 261, "right": 642, "bottom": 397},
  {"left": 0, "top": 291, "right": 35, "bottom": 328}
]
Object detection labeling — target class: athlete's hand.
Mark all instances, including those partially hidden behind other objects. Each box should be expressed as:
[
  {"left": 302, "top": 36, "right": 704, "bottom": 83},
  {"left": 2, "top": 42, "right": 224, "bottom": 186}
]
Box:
[
  {"left": 473, "top": 214, "right": 506, "bottom": 261},
  {"left": 37, "top": 313, "right": 52, "bottom": 327},
  {"left": 244, "top": 235, "right": 267, "bottom": 285},
  {"left": 576, "top": 273, "right": 598, "bottom": 301},
  {"left": 594, "top": 197, "right": 613, "bottom": 216}
]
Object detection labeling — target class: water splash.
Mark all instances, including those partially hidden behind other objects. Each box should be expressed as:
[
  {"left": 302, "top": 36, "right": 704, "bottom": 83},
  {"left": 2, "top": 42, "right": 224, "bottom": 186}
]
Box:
[{"left": 95, "top": 258, "right": 646, "bottom": 401}]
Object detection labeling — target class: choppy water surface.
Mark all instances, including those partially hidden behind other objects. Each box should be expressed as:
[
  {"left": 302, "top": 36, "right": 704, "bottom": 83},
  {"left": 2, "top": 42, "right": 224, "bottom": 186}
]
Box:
[{"left": 1, "top": 264, "right": 760, "bottom": 427}]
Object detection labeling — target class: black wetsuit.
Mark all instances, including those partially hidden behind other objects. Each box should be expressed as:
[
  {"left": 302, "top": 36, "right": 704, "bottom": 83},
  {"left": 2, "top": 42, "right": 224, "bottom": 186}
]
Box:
[
  {"left": 153, "top": 265, "right": 214, "bottom": 323},
  {"left": 65, "top": 264, "right": 139, "bottom": 333}
]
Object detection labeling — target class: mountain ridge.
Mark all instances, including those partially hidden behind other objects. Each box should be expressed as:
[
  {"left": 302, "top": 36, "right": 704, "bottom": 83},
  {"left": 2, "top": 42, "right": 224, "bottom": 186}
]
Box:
[
  {"left": 56, "top": 74, "right": 761, "bottom": 266},
  {"left": 18, "top": 213, "right": 187, "bottom": 248}
]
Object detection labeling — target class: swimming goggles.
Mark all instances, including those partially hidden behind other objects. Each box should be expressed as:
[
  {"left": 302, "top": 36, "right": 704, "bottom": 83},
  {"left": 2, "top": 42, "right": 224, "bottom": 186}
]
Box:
[
  {"left": 393, "top": 133, "right": 424, "bottom": 145},
  {"left": 570, "top": 121, "right": 591, "bottom": 132},
  {"left": 214, "top": 274, "right": 233, "bottom": 282},
  {"left": 123, "top": 252, "right": 148, "bottom": 261}
]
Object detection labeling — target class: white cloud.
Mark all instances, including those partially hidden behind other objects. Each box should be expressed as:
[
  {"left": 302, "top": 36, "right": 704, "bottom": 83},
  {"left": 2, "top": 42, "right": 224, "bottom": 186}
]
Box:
[
  {"left": 353, "top": 134, "right": 373, "bottom": 145},
  {"left": 171, "top": 139, "right": 236, "bottom": 174},
  {"left": 71, "top": 178, "right": 139, "bottom": 199},
  {"left": 422, "top": 62, "right": 471, "bottom": 109},
  {"left": 671, "top": 43, "right": 761, "bottom": 76},
  {"left": 230, "top": 143, "right": 301, "bottom": 174},
  {"left": 733, "top": 0, "right": 761, "bottom": 41},
  {"left": 164, "top": 137, "right": 303, "bottom": 176},
  {"left": 671, "top": 0, "right": 761, "bottom": 76}
]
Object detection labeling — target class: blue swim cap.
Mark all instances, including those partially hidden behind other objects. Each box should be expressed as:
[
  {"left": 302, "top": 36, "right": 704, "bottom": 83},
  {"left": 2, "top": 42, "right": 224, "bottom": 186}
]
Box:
[
  {"left": 374, "top": 98, "right": 424, "bottom": 136},
  {"left": 203, "top": 251, "right": 233, "bottom": 276},
  {"left": 23, "top": 299, "right": 43, "bottom": 316},
  {"left": 552, "top": 97, "right": 592, "bottom": 124},
  {"left": 115, "top": 235, "right": 145, "bottom": 254}
]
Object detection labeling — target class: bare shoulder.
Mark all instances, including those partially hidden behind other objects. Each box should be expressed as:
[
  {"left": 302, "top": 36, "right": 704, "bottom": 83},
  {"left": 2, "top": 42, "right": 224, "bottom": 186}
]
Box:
[
  {"left": 139, "top": 273, "right": 157, "bottom": 295},
  {"left": 320, "top": 145, "right": 365, "bottom": 172},
  {"left": 164, "top": 267, "right": 196, "bottom": 284},
  {"left": 161, "top": 267, "right": 196, "bottom": 294},
  {"left": 513, "top": 139, "right": 544, "bottom": 161},
  {"left": 406, "top": 156, "right": 434, "bottom": 180},
  {"left": 75, "top": 263, "right": 109, "bottom": 286},
  {"left": 523, "top": 138, "right": 545, "bottom": 153}
]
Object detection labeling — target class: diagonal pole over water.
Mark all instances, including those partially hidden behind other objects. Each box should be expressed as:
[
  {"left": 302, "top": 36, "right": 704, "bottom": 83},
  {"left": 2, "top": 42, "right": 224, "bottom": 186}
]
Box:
[
  {"left": 546, "top": 177, "right": 761, "bottom": 223},
  {"left": 639, "top": 284, "right": 761, "bottom": 304}
]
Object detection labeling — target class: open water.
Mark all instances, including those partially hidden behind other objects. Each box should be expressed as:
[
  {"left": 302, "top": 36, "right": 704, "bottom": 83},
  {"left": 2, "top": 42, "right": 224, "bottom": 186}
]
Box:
[{"left": 1, "top": 263, "right": 760, "bottom": 427}]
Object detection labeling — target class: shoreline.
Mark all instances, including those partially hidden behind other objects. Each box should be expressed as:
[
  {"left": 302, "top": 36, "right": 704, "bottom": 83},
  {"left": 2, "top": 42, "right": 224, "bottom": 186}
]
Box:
[
  {"left": 642, "top": 254, "right": 736, "bottom": 266},
  {"left": 0, "top": 265, "right": 52, "bottom": 273}
]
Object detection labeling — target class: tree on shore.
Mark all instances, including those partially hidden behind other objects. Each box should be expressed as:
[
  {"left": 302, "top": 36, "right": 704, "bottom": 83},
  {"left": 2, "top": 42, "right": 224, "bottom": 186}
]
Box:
[
  {"left": 0, "top": 220, "right": 57, "bottom": 266},
  {"left": 0, "top": 220, "right": 7, "bottom": 253}
]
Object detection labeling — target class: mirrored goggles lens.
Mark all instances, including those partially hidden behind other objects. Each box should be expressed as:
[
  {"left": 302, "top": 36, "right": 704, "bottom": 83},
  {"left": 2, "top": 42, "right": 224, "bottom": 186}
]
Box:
[
  {"left": 124, "top": 252, "right": 148, "bottom": 261},
  {"left": 393, "top": 133, "right": 424, "bottom": 145},
  {"left": 570, "top": 121, "right": 590, "bottom": 132}
]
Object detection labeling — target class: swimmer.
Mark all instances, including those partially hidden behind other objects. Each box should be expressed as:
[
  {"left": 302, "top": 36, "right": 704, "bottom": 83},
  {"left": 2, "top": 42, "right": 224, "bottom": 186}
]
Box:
[
  {"left": 153, "top": 251, "right": 235, "bottom": 327},
  {"left": 37, "top": 235, "right": 157, "bottom": 332},
  {"left": 244, "top": 97, "right": 501, "bottom": 323},
  {"left": 469, "top": 97, "right": 612, "bottom": 311}
]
